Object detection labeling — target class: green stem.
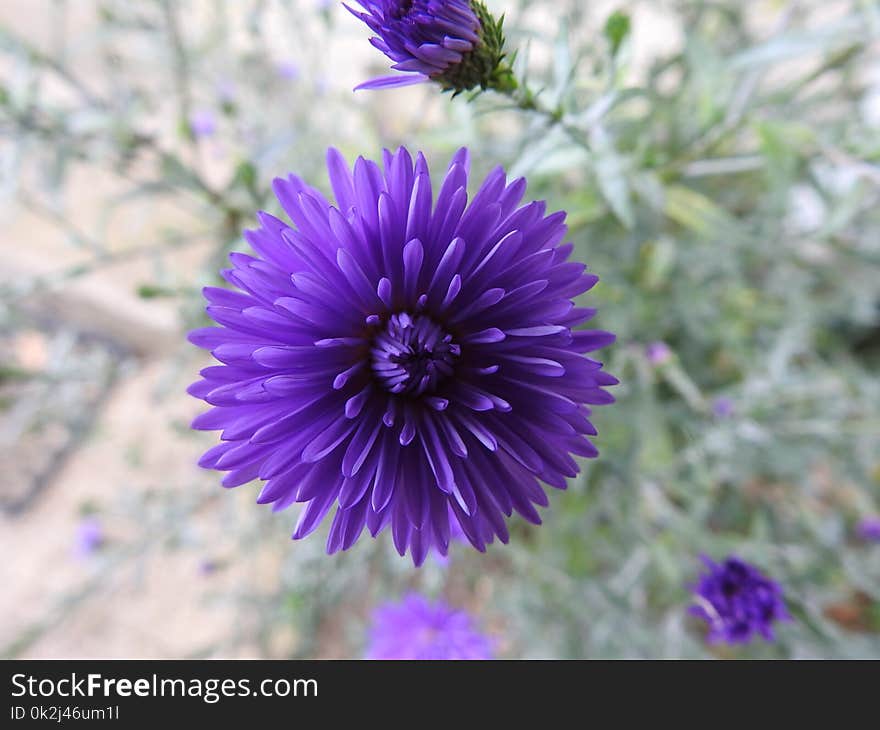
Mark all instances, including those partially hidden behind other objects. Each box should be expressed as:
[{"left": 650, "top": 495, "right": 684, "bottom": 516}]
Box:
[
  {"left": 495, "top": 76, "right": 564, "bottom": 123},
  {"left": 490, "top": 78, "right": 592, "bottom": 151}
]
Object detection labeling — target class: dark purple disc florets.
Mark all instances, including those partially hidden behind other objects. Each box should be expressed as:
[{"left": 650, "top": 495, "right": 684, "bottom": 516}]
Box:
[{"left": 371, "top": 313, "right": 459, "bottom": 397}]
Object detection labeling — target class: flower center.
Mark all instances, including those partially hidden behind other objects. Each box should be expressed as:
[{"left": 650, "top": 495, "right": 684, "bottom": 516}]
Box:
[{"left": 371, "top": 312, "right": 459, "bottom": 396}]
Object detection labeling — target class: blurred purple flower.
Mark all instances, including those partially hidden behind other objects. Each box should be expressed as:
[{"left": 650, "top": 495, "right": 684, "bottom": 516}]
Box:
[
  {"left": 73, "top": 517, "right": 104, "bottom": 558},
  {"left": 690, "top": 555, "right": 790, "bottom": 645},
  {"left": 277, "top": 60, "right": 301, "bottom": 80},
  {"left": 189, "top": 109, "right": 217, "bottom": 137},
  {"left": 646, "top": 341, "right": 671, "bottom": 365},
  {"left": 366, "top": 593, "right": 493, "bottom": 659},
  {"left": 198, "top": 558, "right": 220, "bottom": 576},
  {"left": 188, "top": 146, "right": 615, "bottom": 565},
  {"left": 856, "top": 516, "right": 880, "bottom": 543},
  {"left": 712, "top": 396, "right": 735, "bottom": 419}
]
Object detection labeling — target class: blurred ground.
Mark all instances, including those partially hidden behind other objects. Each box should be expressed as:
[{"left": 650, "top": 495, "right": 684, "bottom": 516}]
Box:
[
  {"left": 0, "top": 1, "right": 269, "bottom": 658},
  {"left": 0, "top": 189, "right": 239, "bottom": 656}
]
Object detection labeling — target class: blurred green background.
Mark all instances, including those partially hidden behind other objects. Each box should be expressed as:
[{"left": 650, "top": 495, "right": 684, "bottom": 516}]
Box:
[{"left": 1, "top": 0, "right": 879, "bottom": 658}]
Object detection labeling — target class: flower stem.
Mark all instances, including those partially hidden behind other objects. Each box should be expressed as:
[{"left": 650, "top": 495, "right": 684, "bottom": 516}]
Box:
[
  {"left": 489, "top": 77, "right": 590, "bottom": 150},
  {"left": 487, "top": 69, "right": 565, "bottom": 124}
]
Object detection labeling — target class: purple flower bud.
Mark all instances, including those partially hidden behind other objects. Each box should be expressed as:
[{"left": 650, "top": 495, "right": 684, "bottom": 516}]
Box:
[
  {"left": 856, "top": 516, "right": 880, "bottom": 543},
  {"left": 646, "top": 341, "right": 672, "bottom": 365},
  {"left": 277, "top": 60, "right": 301, "bottom": 80},
  {"left": 198, "top": 559, "right": 220, "bottom": 576},
  {"left": 349, "top": 1, "right": 515, "bottom": 94},
  {"left": 712, "top": 396, "right": 735, "bottom": 419},
  {"left": 73, "top": 517, "right": 104, "bottom": 558}
]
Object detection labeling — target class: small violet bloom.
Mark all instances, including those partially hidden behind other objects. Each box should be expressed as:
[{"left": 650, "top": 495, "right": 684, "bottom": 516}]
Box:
[
  {"left": 277, "top": 60, "right": 301, "bottom": 80},
  {"left": 189, "top": 109, "right": 217, "bottom": 138},
  {"left": 366, "top": 593, "right": 493, "bottom": 659},
  {"left": 856, "top": 516, "right": 880, "bottom": 543},
  {"left": 198, "top": 558, "right": 221, "bottom": 576},
  {"left": 712, "top": 396, "right": 735, "bottom": 419},
  {"left": 646, "top": 341, "right": 671, "bottom": 366},
  {"left": 73, "top": 517, "right": 104, "bottom": 558},
  {"left": 690, "top": 555, "right": 790, "bottom": 645}
]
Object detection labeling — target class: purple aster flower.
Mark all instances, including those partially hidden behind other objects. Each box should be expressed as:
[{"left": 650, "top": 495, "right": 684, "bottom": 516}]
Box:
[
  {"left": 348, "top": 1, "right": 515, "bottom": 93},
  {"left": 856, "top": 516, "right": 880, "bottom": 543},
  {"left": 188, "top": 146, "right": 616, "bottom": 565},
  {"left": 646, "top": 340, "right": 671, "bottom": 366},
  {"left": 189, "top": 109, "right": 217, "bottom": 138},
  {"left": 689, "top": 555, "right": 790, "bottom": 645},
  {"left": 73, "top": 517, "right": 104, "bottom": 558},
  {"left": 366, "top": 593, "right": 493, "bottom": 659}
]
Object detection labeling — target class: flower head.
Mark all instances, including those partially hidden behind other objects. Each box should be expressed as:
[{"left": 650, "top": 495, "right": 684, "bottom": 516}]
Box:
[
  {"left": 856, "top": 516, "right": 880, "bottom": 543},
  {"left": 690, "top": 555, "right": 790, "bottom": 645},
  {"left": 348, "top": 1, "right": 514, "bottom": 93},
  {"left": 366, "top": 593, "right": 493, "bottom": 659},
  {"left": 188, "top": 146, "right": 615, "bottom": 565}
]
